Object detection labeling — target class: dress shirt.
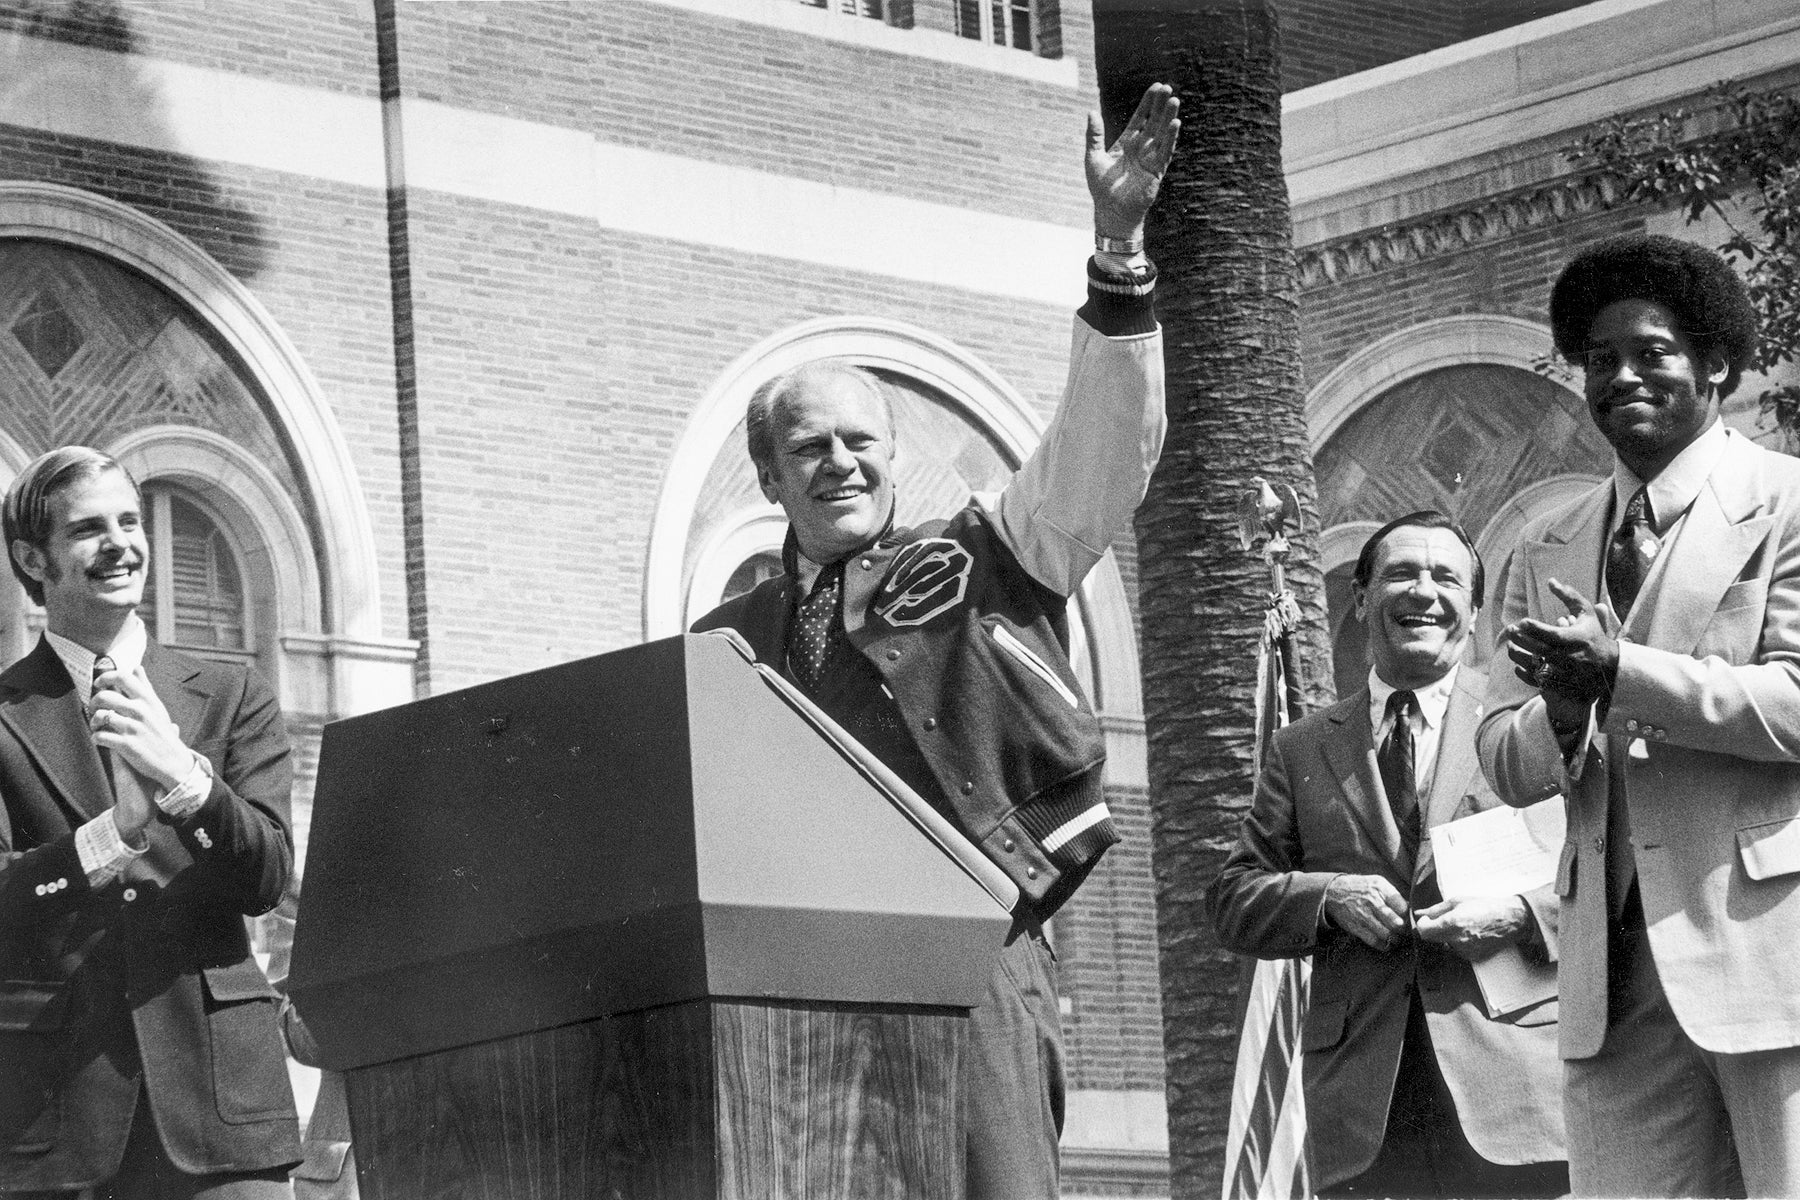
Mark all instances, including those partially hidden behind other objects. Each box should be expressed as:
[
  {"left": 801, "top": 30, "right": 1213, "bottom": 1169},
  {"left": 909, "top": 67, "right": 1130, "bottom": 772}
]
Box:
[
  {"left": 1369, "top": 663, "right": 1459, "bottom": 801},
  {"left": 55, "top": 614, "right": 214, "bottom": 885},
  {"left": 1561, "top": 419, "right": 1736, "bottom": 770},
  {"left": 1609, "top": 417, "right": 1729, "bottom": 556}
]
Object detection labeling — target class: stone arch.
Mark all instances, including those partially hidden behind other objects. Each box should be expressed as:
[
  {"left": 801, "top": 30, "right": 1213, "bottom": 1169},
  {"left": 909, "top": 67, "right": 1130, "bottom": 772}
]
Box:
[
  {"left": 0, "top": 432, "right": 39, "bottom": 665},
  {"left": 110, "top": 426, "right": 321, "bottom": 682},
  {"left": 1307, "top": 314, "right": 1554, "bottom": 450},
  {"left": 1308, "top": 316, "right": 1609, "bottom": 691},
  {"left": 0, "top": 182, "right": 413, "bottom": 716},
  {"left": 645, "top": 317, "right": 1146, "bottom": 770}
]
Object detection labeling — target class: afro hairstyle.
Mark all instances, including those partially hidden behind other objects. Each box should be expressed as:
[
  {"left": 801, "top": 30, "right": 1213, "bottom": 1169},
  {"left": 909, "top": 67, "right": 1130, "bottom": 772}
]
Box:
[{"left": 1549, "top": 233, "right": 1758, "bottom": 398}]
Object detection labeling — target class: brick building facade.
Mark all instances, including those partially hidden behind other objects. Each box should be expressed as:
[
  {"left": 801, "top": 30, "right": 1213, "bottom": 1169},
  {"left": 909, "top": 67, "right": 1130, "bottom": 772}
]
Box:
[
  {"left": 1, "top": 0, "right": 1164, "bottom": 1192},
  {"left": 3, "top": 0, "right": 1798, "bottom": 1195}
]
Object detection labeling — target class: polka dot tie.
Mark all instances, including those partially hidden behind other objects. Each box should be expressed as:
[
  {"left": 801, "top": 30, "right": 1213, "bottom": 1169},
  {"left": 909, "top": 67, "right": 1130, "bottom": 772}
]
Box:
[{"left": 789, "top": 561, "right": 846, "bottom": 694}]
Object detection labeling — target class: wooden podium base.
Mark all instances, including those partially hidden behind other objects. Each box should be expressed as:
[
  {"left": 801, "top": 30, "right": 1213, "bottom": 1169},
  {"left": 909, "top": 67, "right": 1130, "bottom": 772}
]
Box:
[{"left": 344, "top": 998, "right": 967, "bottom": 1199}]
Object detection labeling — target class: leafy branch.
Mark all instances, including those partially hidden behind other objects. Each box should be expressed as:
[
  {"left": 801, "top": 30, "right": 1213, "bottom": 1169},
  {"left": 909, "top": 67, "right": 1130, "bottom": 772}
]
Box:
[{"left": 1566, "top": 81, "right": 1800, "bottom": 443}]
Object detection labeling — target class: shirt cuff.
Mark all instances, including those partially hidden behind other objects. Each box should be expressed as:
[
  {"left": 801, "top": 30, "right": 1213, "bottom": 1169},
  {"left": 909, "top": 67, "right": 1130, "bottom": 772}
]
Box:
[
  {"left": 158, "top": 752, "right": 214, "bottom": 821},
  {"left": 76, "top": 811, "right": 147, "bottom": 887}
]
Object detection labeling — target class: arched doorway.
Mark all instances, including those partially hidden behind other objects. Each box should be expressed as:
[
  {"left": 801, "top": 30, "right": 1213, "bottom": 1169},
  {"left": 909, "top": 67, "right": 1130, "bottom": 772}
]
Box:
[{"left": 1312, "top": 361, "right": 1608, "bottom": 694}]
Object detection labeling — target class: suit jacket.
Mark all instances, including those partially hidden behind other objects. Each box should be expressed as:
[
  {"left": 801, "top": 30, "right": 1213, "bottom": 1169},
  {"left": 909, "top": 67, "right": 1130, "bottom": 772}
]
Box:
[
  {"left": 1479, "top": 428, "right": 1800, "bottom": 1058},
  {"left": 0, "top": 637, "right": 300, "bottom": 1190},
  {"left": 1209, "top": 668, "right": 1565, "bottom": 1189}
]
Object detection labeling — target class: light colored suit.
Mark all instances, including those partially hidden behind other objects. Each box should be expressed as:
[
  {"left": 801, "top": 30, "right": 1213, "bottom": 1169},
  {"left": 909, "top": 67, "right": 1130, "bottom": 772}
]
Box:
[
  {"left": 1478, "top": 429, "right": 1800, "bottom": 1059},
  {"left": 1210, "top": 668, "right": 1565, "bottom": 1189}
]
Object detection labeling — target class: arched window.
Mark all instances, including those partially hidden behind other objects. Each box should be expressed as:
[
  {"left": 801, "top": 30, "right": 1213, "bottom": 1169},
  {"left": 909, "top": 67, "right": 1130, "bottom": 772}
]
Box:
[
  {"left": 722, "top": 550, "right": 785, "bottom": 604},
  {"left": 138, "top": 484, "right": 253, "bottom": 664}
]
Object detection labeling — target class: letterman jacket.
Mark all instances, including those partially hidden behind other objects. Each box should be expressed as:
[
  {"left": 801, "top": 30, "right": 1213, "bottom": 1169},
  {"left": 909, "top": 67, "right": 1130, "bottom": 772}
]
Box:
[{"left": 696, "top": 261, "right": 1163, "bottom": 918}]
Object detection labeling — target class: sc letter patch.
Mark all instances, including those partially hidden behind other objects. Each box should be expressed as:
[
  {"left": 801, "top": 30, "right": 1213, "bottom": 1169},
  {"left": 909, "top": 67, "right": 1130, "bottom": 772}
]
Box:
[{"left": 875, "top": 539, "right": 972, "bottom": 627}]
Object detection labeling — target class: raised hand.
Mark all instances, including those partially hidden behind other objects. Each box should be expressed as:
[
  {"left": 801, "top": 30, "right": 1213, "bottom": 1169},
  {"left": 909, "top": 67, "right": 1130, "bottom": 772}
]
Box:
[{"left": 1086, "top": 82, "right": 1181, "bottom": 242}]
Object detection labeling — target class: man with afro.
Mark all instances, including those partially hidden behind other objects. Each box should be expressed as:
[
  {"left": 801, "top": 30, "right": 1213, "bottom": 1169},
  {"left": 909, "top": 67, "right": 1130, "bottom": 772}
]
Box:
[{"left": 1478, "top": 232, "right": 1800, "bottom": 1196}]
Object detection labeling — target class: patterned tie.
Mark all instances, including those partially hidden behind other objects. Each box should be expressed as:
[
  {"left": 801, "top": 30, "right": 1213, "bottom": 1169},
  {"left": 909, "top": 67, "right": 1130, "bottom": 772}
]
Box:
[
  {"left": 1378, "top": 690, "right": 1420, "bottom": 860},
  {"left": 92, "top": 655, "right": 149, "bottom": 813},
  {"left": 91, "top": 655, "right": 119, "bottom": 795},
  {"left": 1605, "top": 490, "right": 1657, "bottom": 932},
  {"left": 788, "top": 561, "right": 846, "bottom": 694},
  {"left": 1607, "top": 487, "right": 1659, "bottom": 617}
]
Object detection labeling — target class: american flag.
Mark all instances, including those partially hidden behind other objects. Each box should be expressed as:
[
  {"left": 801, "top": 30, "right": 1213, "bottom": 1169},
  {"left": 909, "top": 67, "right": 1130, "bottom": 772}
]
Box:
[{"left": 1221, "top": 592, "right": 1313, "bottom": 1200}]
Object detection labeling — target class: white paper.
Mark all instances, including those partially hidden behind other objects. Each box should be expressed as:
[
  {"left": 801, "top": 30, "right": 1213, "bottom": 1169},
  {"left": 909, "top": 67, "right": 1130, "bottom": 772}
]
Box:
[{"left": 1428, "top": 798, "right": 1566, "bottom": 1017}]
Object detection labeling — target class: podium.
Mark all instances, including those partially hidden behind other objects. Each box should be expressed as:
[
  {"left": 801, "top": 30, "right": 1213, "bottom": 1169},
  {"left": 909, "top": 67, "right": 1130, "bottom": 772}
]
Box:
[{"left": 290, "top": 632, "right": 1014, "bottom": 1198}]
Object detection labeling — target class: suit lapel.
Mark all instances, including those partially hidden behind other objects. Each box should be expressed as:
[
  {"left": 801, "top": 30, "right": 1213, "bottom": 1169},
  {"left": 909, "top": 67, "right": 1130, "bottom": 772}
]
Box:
[
  {"left": 0, "top": 638, "right": 113, "bottom": 823},
  {"left": 143, "top": 639, "right": 207, "bottom": 734},
  {"left": 1632, "top": 435, "right": 1772, "bottom": 652},
  {"left": 1319, "top": 692, "right": 1407, "bottom": 880},
  {"left": 1521, "top": 481, "right": 1611, "bottom": 621},
  {"left": 1417, "top": 669, "right": 1484, "bottom": 883}
]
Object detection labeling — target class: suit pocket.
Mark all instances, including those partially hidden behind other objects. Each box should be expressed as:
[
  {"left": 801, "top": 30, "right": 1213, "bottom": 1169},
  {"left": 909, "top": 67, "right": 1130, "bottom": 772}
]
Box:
[
  {"left": 201, "top": 964, "right": 295, "bottom": 1124},
  {"left": 1738, "top": 817, "right": 1800, "bottom": 881},
  {"left": 1694, "top": 579, "right": 1770, "bottom": 664},
  {"left": 0, "top": 980, "right": 69, "bottom": 1153},
  {"left": 987, "top": 622, "right": 1083, "bottom": 709},
  {"left": 1301, "top": 997, "right": 1348, "bottom": 1053}
]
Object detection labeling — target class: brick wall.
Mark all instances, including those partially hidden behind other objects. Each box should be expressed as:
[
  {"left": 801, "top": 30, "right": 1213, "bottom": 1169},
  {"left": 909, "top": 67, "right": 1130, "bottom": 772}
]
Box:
[
  {"left": 0, "top": 0, "right": 379, "bottom": 95},
  {"left": 386, "top": 0, "right": 1095, "bottom": 230},
  {"left": 2, "top": 0, "right": 1173, "bottom": 1178},
  {"left": 1277, "top": 0, "right": 1597, "bottom": 92},
  {"left": 1299, "top": 208, "right": 1645, "bottom": 390}
]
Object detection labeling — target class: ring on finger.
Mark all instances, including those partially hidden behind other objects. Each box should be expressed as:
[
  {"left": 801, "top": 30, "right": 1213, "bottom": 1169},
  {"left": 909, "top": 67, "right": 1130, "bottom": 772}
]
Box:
[{"left": 1532, "top": 659, "right": 1554, "bottom": 688}]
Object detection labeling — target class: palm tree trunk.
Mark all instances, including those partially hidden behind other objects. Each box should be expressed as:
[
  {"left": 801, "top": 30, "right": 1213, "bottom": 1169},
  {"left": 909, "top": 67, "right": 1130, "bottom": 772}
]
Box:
[{"left": 1094, "top": 4, "right": 1334, "bottom": 1195}]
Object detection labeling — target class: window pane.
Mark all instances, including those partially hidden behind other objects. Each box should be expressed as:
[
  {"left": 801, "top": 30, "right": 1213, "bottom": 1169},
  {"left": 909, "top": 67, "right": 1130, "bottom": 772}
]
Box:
[
  {"left": 723, "top": 552, "right": 784, "bottom": 603},
  {"left": 956, "top": 0, "right": 981, "bottom": 39},
  {"left": 143, "top": 490, "right": 247, "bottom": 652},
  {"left": 1008, "top": 0, "right": 1032, "bottom": 49}
]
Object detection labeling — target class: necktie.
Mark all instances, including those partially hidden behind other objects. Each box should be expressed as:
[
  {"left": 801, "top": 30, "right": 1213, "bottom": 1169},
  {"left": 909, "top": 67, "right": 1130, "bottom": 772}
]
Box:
[
  {"left": 1607, "top": 487, "right": 1659, "bottom": 617},
  {"left": 91, "top": 656, "right": 146, "bottom": 810},
  {"left": 92, "top": 655, "right": 121, "bottom": 798},
  {"left": 1378, "top": 690, "right": 1420, "bottom": 860},
  {"left": 1604, "top": 490, "right": 1657, "bottom": 932},
  {"left": 788, "top": 561, "right": 846, "bottom": 694}
]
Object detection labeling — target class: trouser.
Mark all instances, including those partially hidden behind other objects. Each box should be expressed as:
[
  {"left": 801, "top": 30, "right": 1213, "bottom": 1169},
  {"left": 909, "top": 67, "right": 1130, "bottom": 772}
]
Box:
[
  {"left": 1323, "top": 993, "right": 1568, "bottom": 1200},
  {"left": 1566, "top": 926, "right": 1800, "bottom": 1198},
  {"left": 963, "top": 921, "right": 1065, "bottom": 1200}
]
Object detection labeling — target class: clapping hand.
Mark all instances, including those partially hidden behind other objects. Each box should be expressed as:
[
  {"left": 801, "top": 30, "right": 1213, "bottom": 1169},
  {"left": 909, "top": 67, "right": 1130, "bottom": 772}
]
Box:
[
  {"left": 1086, "top": 83, "right": 1180, "bottom": 243},
  {"left": 1502, "top": 578, "right": 1620, "bottom": 723},
  {"left": 92, "top": 666, "right": 193, "bottom": 795}
]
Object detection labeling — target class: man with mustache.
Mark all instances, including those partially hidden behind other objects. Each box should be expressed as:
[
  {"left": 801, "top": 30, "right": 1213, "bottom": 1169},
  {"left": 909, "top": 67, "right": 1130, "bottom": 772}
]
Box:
[
  {"left": 1208, "top": 512, "right": 1567, "bottom": 1198},
  {"left": 693, "top": 84, "right": 1177, "bottom": 1198},
  {"left": 1481, "top": 233, "right": 1800, "bottom": 1196},
  {"left": 0, "top": 447, "right": 299, "bottom": 1198}
]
